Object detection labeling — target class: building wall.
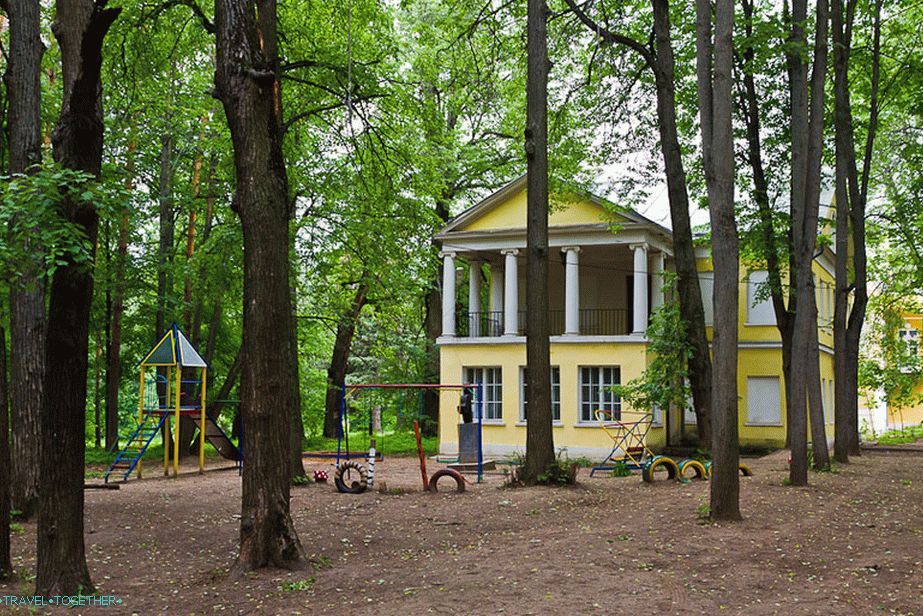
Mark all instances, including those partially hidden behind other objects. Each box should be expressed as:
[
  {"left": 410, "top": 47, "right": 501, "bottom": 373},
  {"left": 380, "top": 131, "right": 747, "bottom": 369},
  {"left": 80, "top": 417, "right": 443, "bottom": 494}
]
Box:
[
  {"left": 887, "top": 313, "right": 923, "bottom": 428},
  {"left": 439, "top": 340, "right": 648, "bottom": 458}
]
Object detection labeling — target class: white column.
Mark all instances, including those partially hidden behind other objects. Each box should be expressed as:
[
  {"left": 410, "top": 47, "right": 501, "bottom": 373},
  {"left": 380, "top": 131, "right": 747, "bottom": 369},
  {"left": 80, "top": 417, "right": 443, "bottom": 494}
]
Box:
[
  {"left": 562, "top": 247, "right": 581, "bottom": 335},
  {"left": 650, "top": 251, "right": 664, "bottom": 312},
  {"left": 631, "top": 243, "right": 648, "bottom": 335},
  {"left": 441, "top": 251, "right": 456, "bottom": 337},
  {"left": 502, "top": 249, "right": 519, "bottom": 336},
  {"left": 489, "top": 262, "right": 503, "bottom": 336},
  {"left": 468, "top": 260, "right": 481, "bottom": 337}
]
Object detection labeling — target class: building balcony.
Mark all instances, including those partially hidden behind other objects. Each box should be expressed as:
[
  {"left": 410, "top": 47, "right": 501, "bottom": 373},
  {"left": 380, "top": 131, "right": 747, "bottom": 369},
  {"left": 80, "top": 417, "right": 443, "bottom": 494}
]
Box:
[{"left": 456, "top": 308, "right": 630, "bottom": 338}]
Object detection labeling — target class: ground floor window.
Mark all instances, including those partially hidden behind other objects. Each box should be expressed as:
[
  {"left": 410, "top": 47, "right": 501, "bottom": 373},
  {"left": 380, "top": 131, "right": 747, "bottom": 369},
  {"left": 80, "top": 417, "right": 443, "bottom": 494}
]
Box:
[
  {"left": 746, "top": 376, "right": 782, "bottom": 425},
  {"left": 519, "top": 366, "right": 561, "bottom": 422},
  {"left": 579, "top": 366, "right": 620, "bottom": 422},
  {"left": 463, "top": 366, "right": 503, "bottom": 421}
]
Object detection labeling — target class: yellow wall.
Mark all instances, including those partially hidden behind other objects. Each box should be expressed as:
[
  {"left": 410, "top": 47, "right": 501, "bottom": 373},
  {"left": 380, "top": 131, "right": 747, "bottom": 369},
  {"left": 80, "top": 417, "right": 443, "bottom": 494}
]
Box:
[
  {"left": 439, "top": 341, "right": 648, "bottom": 457},
  {"left": 463, "top": 189, "right": 628, "bottom": 232},
  {"left": 887, "top": 314, "right": 923, "bottom": 428}
]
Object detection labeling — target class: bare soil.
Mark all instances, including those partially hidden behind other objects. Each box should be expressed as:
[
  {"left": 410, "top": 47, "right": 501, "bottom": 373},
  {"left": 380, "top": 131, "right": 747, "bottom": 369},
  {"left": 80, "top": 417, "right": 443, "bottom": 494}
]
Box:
[{"left": 2, "top": 450, "right": 921, "bottom": 615}]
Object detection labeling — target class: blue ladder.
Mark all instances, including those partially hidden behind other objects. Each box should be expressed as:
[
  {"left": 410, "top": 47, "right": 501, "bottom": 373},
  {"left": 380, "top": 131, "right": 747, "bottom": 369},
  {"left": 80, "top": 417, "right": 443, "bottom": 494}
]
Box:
[{"left": 104, "top": 412, "right": 168, "bottom": 483}]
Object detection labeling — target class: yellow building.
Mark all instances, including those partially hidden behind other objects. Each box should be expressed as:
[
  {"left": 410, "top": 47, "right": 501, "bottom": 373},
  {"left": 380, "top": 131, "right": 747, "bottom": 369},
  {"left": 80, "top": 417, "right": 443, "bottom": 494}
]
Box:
[
  {"left": 435, "top": 175, "right": 836, "bottom": 460},
  {"left": 890, "top": 312, "right": 923, "bottom": 428}
]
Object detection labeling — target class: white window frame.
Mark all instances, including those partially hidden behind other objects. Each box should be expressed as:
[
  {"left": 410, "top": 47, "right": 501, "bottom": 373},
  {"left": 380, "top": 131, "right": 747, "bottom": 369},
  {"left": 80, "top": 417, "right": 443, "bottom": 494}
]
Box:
[
  {"left": 746, "top": 376, "right": 782, "bottom": 426},
  {"left": 463, "top": 366, "right": 503, "bottom": 422},
  {"left": 746, "top": 270, "right": 775, "bottom": 326},
  {"left": 899, "top": 327, "right": 919, "bottom": 359},
  {"left": 578, "top": 366, "right": 621, "bottom": 423},
  {"left": 519, "top": 366, "right": 561, "bottom": 424},
  {"left": 699, "top": 275, "right": 714, "bottom": 326}
]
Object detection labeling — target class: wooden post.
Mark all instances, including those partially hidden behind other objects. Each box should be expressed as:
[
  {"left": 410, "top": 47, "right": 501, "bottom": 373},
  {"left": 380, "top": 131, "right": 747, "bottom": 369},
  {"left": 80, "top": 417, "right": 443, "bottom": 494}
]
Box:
[{"left": 413, "top": 421, "right": 428, "bottom": 491}]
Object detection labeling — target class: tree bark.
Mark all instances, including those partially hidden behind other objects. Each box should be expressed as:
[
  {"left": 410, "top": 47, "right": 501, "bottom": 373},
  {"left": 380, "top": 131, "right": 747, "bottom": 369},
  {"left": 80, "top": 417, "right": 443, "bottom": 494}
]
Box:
[
  {"left": 833, "top": 0, "right": 879, "bottom": 461},
  {"left": 421, "top": 198, "right": 451, "bottom": 437},
  {"left": 520, "top": 0, "right": 555, "bottom": 484},
  {"left": 564, "top": 0, "right": 714, "bottom": 448},
  {"left": 37, "top": 0, "right": 120, "bottom": 596},
  {"left": 323, "top": 284, "right": 368, "bottom": 438},
  {"left": 739, "top": 0, "right": 796, "bottom": 446},
  {"left": 215, "top": 0, "right": 304, "bottom": 570},
  {"left": 807, "top": 318, "right": 830, "bottom": 469},
  {"left": 788, "top": 0, "right": 829, "bottom": 486},
  {"left": 105, "top": 141, "right": 134, "bottom": 451},
  {"left": 651, "top": 0, "right": 713, "bottom": 449},
  {"left": 5, "top": 0, "right": 46, "bottom": 520},
  {"left": 0, "top": 324, "right": 11, "bottom": 579},
  {"left": 696, "top": 0, "right": 741, "bottom": 521}
]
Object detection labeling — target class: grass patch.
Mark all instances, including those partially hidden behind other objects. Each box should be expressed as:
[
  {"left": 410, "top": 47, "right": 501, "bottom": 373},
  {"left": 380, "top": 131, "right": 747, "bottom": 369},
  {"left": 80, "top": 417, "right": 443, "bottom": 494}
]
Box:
[
  {"left": 303, "top": 431, "right": 437, "bottom": 456},
  {"left": 279, "top": 577, "right": 315, "bottom": 593},
  {"left": 85, "top": 442, "right": 226, "bottom": 466},
  {"left": 875, "top": 425, "right": 923, "bottom": 446}
]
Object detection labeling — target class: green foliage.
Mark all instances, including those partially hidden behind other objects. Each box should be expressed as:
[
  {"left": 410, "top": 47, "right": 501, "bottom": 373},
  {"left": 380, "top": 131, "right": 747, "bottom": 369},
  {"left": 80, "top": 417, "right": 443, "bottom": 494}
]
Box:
[
  {"left": 875, "top": 426, "right": 923, "bottom": 446},
  {"left": 292, "top": 474, "right": 312, "bottom": 486},
  {"left": 278, "top": 577, "right": 316, "bottom": 593},
  {"left": 303, "top": 431, "right": 437, "bottom": 456},
  {"left": 609, "top": 461, "right": 633, "bottom": 477},
  {"left": 611, "top": 274, "right": 692, "bottom": 417},
  {"left": 0, "top": 165, "right": 128, "bottom": 281}
]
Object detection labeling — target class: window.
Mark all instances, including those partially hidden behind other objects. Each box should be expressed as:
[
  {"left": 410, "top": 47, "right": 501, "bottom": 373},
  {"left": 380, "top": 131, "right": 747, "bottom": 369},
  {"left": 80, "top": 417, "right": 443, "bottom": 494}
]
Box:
[
  {"left": 747, "top": 376, "right": 782, "bottom": 425},
  {"left": 825, "top": 378, "right": 834, "bottom": 424},
  {"left": 899, "top": 327, "right": 920, "bottom": 359},
  {"left": 579, "top": 366, "right": 620, "bottom": 422},
  {"left": 699, "top": 275, "right": 714, "bottom": 326},
  {"left": 463, "top": 367, "right": 503, "bottom": 421},
  {"left": 747, "top": 270, "right": 775, "bottom": 325},
  {"left": 520, "top": 366, "right": 561, "bottom": 422}
]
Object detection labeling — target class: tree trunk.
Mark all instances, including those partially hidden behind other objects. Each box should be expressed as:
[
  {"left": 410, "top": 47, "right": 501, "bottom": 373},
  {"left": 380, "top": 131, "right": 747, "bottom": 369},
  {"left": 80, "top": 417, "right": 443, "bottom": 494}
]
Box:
[
  {"left": 564, "top": 0, "right": 714, "bottom": 449},
  {"left": 206, "top": 347, "right": 242, "bottom": 421},
  {"left": 740, "top": 0, "right": 796, "bottom": 447},
  {"left": 788, "top": 0, "right": 829, "bottom": 486},
  {"left": 191, "top": 153, "right": 218, "bottom": 346},
  {"left": 651, "top": 0, "right": 712, "bottom": 449},
  {"left": 696, "top": 0, "right": 741, "bottom": 521},
  {"left": 520, "top": 0, "right": 555, "bottom": 485},
  {"left": 0, "top": 324, "right": 11, "bottom": 579},
  {"left": 289, "top": 285, "right": 305, "bottom": 479},
  {"left": 323, "top": 284, "right": 368, "bottom": 438},
  {"left": 184, "top": 116, "right": 207, "bottom": 331},
  {"left": 94, "top": 328, "right": 102, "bottom": 449},
  {"left": 807, "top": 320, "right": 830, "bottom": 469},
  {"left": 105, "top": 141, "right": 134, "bottom": 451},
  {"left": 833, "top": 0, "right": 880, "bottom": 460},
  {"left": 5, "top": 0, "right": 46, "bottom": 520},
  {"left": 215, "top": 0, "right": 303, "bottom": 570},
  {"left": 36, "top": 0, "right": 120, "bottom": 596}
]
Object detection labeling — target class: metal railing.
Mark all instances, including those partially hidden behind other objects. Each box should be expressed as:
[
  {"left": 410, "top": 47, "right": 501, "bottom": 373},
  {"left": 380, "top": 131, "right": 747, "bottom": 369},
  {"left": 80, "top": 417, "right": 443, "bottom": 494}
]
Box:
[{"left": 458, "top": 308, "right": 628, "bottom": 337}]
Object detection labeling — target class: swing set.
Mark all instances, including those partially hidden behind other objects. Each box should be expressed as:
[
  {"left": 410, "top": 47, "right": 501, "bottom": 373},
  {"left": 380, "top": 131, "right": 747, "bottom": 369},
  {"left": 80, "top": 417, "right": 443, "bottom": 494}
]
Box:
[{"left": 303, "top": 383, "right": 486, "bottom": 483}]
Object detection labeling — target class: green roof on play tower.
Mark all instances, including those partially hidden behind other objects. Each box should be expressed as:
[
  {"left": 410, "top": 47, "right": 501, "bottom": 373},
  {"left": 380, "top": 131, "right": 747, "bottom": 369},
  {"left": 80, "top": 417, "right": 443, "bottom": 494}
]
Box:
[{"left": 141, "top": 323, "right": 208, "bottom": 368}]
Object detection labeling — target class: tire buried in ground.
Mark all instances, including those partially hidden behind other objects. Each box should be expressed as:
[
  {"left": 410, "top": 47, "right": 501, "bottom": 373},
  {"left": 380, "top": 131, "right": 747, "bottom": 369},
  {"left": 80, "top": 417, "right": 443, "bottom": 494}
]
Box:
[
  {"left": 738, "top": 463, "right": 754, "bottom": 477},
  {"left": 428, "top": 469, "right": 466, "bottom": 493},
  {"left": 679, "top": 458, "right": 708, "bottom": 480},
  {"left": 642, "top": 455, "right": 679, "bottom": 483},
  {"left": 334, "top": 461, "right": 369, "bottom": 494}
]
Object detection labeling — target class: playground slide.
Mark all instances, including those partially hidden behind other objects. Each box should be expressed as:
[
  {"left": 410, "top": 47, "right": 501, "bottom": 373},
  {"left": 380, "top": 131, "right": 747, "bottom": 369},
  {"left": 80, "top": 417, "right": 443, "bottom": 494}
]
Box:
[{"left": 190, "top": 416, "right": 241, "bottom": 461}]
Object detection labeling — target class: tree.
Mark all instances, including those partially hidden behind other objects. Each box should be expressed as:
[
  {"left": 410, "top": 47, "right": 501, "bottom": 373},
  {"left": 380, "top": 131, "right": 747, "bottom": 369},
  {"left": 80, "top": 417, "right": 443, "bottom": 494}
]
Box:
[
  {"left": 832, "top": 0, "right": 882, "bottom": 462},
  {"left": 695, "top": 0, "right": 740, "bottom": 520},
  {"left": 787, "top": 0, "right": 830, "bottom": 485},
  {"left": 4, "top": 0, "right": 45, "bottom": 519},
  {"left": 563, "top": 0, "right": 714, "bottom": 448},
  {"left": 36, "top": 0, "right": 120, "bottom": 596},
  {"left": 214, "top": 0, "right": 304, "bottom": 570},
  {"left": 0, "top": 323, "right": 10, "bottom": 579},
  {"left": 323, "top": 284, "right": 368, "bottom": 438},
  {"left": 520, "top": 0, "right": 555, "bottom": 484}
]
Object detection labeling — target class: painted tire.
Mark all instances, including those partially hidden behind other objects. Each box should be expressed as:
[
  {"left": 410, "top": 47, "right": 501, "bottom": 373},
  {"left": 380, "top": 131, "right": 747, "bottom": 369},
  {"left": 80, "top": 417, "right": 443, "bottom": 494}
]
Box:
[
  {"left": 738, "top": 463, "right": 753, "bottom": 477},
  {"left": 704, "top": 461, "right": 713, "bottom": 476},
  {"left": 678, "top": 458, "right": 708, "bottom": 480},
  {"left": 334, "top": 461, "right": 369, "bottom": 494},
  {"left": 428, "top": 469, "right": 466, "bottom": 493},
  {"left": 642, "top": 455, "right": 679, "bottom": 483}
]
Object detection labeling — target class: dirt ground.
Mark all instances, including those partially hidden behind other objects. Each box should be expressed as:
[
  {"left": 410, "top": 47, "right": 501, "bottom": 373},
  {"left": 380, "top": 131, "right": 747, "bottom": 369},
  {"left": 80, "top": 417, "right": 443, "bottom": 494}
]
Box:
[{"left": 2, "top": 449, "right": 921, "bottom": 615}]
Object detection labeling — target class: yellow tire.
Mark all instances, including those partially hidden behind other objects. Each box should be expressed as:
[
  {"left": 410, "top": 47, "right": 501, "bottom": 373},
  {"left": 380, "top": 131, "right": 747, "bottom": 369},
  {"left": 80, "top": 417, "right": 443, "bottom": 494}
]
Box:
[
  {"left": 679, "top": 459, "right": 708, "bottom": 480},
  {"left": 642, "top": 455, "right": 679, "bottom": 483},
  {"left": 738, "top": 463, "right": 753, "bottom": 477}
]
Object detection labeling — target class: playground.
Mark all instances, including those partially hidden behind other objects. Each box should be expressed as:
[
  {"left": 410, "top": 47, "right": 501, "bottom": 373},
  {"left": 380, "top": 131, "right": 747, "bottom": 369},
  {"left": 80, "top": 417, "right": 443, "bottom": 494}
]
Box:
[{"left": 2, "top": 450, "right": 921, "bottom": 615}]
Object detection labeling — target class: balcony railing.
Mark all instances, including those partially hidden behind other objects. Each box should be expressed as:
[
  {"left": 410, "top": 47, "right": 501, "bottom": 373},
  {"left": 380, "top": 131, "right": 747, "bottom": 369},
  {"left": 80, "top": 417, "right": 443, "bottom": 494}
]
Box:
[{"left": 457, "top": 309, "right": 628, "bottom": 337}]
